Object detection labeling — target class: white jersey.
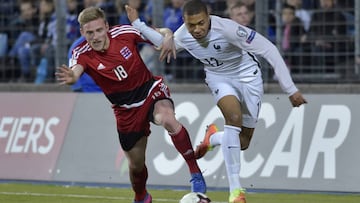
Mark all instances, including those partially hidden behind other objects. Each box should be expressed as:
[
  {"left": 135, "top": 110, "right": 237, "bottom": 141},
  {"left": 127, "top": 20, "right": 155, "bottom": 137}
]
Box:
[{"left": 174, "top": 15, "right": 298, "bottom": 96}]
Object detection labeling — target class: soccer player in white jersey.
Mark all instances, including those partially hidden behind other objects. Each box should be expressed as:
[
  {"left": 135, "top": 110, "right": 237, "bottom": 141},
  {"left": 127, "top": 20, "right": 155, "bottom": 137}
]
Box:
[{"left": 126, "top": 1, "right": 307, "bottom": 202}]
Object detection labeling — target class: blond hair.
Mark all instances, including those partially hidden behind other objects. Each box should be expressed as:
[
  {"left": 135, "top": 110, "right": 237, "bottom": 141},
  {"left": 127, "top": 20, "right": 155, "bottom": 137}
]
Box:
[{"left": 78, "top": 7, "right": 107, "bottom": 27}]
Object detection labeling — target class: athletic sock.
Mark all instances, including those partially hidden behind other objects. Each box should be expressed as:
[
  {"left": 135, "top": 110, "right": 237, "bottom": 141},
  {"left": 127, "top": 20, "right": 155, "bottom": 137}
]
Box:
[
  {"left": 131, "top": 165, "right": 148, "bottom": 201},
  {"left": 209, "top": 131, "right": 224, "bottom": 147},
  {"left": 222, "top": 125, "right": 242, "bottom": 192},
  {"left": 170, "top": 125, "right": 201, "bottom": 174}
]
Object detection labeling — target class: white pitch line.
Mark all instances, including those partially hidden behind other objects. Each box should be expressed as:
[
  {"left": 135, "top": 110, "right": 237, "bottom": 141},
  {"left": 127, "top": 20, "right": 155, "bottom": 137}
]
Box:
[
  {"left": 0, "top": 191, "right": 130, "bottom": 200},
  {"left": 0, "top": 191, "right": 227, "bottom": 203}
]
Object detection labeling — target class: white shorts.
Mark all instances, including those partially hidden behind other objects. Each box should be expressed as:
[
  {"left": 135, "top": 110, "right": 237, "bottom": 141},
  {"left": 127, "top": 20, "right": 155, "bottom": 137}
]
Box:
[{"left": 205, "top": 72, "right": 264, "bottom": 128}]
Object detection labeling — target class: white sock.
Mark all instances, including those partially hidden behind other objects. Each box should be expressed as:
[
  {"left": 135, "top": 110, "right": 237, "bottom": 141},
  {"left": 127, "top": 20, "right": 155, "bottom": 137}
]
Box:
[
  {"left": 209, "top": 131, "right": 224, "bottom": 147},
  {"left": 221, "top": 125, "right": 242, "bottom": 192}
]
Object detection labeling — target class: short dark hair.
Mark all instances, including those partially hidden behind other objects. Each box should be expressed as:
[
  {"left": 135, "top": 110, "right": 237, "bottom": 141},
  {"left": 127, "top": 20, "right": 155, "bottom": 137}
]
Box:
[{"left": 182, "top": 0, "right": 208, "bottom": 16}]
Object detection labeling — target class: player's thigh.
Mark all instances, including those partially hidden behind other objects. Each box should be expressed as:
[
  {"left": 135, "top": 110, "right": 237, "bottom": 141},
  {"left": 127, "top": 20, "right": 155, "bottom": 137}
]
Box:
[
  {"left": 206, "top": 73, "right": 239, "bottom": 105},
  {"left": 217, "top": 95, "right": 242, "bottom": 126},
  {"left": 206, "top": 75, "right": 242, "bottom": 118},
  {"left": 153, "top": 98, "right": 174, "bottom": 116}
]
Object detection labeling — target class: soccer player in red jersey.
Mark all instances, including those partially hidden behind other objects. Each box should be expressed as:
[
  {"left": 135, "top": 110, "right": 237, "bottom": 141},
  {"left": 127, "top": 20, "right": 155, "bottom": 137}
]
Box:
[{"left": 55, "top": 7, "right": 206, "bottom": 203}]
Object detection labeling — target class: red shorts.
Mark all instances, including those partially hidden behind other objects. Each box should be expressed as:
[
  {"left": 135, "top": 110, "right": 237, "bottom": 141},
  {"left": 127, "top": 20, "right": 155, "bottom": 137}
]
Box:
[{"left": 113, "top": 76, "right": 172, "bottom": 151}]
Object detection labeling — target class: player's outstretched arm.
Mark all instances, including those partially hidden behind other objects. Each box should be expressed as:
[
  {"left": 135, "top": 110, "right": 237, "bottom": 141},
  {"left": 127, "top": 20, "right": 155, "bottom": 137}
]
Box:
[
  {"left": 125, "top": 5, "right": 176, "bottom": 62},
  {"left": 289, "top": 91, "right": 307, "bottom": 107}
]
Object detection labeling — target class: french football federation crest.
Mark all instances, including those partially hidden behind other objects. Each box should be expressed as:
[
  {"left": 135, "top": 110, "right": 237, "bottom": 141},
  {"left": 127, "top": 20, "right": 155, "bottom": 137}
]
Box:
[{"left": 236, "top": 26, "right": 248, "bottom": 38}]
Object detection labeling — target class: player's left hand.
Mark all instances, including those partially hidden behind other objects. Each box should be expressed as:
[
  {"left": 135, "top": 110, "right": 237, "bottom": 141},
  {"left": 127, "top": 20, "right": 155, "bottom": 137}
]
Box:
[
  {"left": 125, "top": 5, "right": 138, "bottom": 23},
  {"left": 158, "top": 29, "right": 176, "bottom": 63},
  {"left": 289, "top": 91, "right": 307, "bottom": 107}
]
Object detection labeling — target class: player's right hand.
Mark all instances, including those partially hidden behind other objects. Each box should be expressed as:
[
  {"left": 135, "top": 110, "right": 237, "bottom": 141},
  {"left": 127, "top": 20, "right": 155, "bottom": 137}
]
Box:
[
  {"left": 55, "top": 64, "right": 76, "bottom": 85},
  {"left": 289, "top": 91, "right": 307, "bottom": 107}
]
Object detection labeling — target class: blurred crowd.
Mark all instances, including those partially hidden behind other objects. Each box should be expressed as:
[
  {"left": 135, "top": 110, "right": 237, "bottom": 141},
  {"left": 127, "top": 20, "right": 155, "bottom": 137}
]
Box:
[{"left": 0, "top": 0, "right": 358, "bottom": 86}]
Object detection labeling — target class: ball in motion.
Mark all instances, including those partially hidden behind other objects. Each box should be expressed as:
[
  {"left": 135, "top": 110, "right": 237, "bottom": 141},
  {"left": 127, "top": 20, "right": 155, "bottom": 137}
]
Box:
[{"left": 179, "top": 192, "right": 211, "bottom": 203}]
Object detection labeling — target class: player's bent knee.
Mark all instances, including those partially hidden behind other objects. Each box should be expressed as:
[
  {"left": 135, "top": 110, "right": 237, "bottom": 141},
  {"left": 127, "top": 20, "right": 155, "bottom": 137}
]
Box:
[
  {"left": 128, "top": 163, "right": 145, "bottom": 173},
  {"left": 226, "top": 113, "right": 242, "bottom": 126},
  {"left": 155, "top": 112, "right": 177, "bottom": 128},
  {"left": 153, "top": 113, "right": 163, "bottom": 125}
]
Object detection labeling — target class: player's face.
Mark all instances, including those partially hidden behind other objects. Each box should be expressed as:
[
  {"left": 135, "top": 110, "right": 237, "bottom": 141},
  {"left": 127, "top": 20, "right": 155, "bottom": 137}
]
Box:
[
  {"left": 184, "top": 11, "right": 210, "bottom": 40},
  {"left": 81, "top": 18, "right": 110, "bottom": 51}
]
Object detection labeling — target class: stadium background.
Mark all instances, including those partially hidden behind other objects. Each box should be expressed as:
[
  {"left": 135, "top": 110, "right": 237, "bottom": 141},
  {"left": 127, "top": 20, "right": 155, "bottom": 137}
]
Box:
[{"left": 0, "top": 0, "right": 359, "bottom": 85}]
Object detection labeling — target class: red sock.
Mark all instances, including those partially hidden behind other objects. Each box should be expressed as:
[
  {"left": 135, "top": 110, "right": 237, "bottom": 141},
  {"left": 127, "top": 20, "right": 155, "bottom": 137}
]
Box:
[
  {"left": 130, "top": 165, "right": 148, "bottom": 201},
  {"left": 170, "top": 126, "right": 201, "bottom": 174}
]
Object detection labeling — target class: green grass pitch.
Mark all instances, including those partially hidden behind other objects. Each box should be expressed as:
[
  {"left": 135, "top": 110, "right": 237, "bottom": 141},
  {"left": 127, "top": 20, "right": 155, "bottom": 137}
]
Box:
[{"left": 0, "top": 183, "right": 359, "bottom": 203}]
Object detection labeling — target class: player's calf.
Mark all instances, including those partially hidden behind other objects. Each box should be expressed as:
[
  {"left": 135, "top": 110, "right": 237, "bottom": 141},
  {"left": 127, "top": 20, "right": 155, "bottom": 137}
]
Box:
[{"left": 240, "top": 128, "right": 254, "bottom": 150}]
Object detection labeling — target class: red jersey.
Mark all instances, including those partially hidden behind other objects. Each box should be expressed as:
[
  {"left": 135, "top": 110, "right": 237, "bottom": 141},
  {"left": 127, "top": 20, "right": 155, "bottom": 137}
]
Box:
[{"left": 70, "top": 25, "right": 153, "bottom": 105}]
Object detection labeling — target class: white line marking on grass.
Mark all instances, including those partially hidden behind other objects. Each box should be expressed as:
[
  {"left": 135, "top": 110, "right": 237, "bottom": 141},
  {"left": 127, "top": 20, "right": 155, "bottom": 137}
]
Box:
[
  {"left": 0, "top": 191, "right": 227, "bottom": 203},
  {"left": 0, "top": 192, "right": 130, "bottom": 200}
]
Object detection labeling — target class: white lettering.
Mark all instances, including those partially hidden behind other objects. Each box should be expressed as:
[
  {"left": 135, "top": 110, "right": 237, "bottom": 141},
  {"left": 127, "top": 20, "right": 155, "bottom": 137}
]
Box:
[
  {"left": 151, "top": 99, "right": 352, "bottom": 182},
  {"left": 0, "top": 117, "right": 16, "bottom": 153},
  {"left": 0, "top": 116, "right": 60, "bottom": 154},
  {"left": 24, "top": 117, "right": 44, "bottom": 153},
  {"left": 6, "top": 118, "right": 18, "bottom": 153},
  {"left": 39, "top": 117, "right": 58, "bottom": 154},
  {"left": 0, "top": 117, "right": 13, "bottom": 138},
  {"left": 241, "top": 103, "right": 275, "bottom": 178},
  {"left": 11, "top": 117, "right": 32, "bottom": 153},
  {"left": 302, "top": 105, "right": 350, "bottom": 179},
  {"left": 261, "top": 105, "right": 304, "bottom": 178}
]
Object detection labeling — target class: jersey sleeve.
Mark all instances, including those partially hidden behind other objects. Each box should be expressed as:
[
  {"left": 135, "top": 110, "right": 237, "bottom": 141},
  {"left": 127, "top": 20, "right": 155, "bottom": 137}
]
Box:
[
  {"left": 68, "top": 37, "right": 85, "bottom": 67},
  {"left": 69, "top": 50, "right": 79, "bottom": 68},
  {"left": 69, "top": 44, "right": 88, "bottom": 71},
  {"left": 173, "top": 24, "right": 187, "bottom": 52},
  {"left": 131, "top": 19, "right": 164, "bottom": 47},
  {"left": 222, "top": 19, "right": 298, "bottom": 96}
]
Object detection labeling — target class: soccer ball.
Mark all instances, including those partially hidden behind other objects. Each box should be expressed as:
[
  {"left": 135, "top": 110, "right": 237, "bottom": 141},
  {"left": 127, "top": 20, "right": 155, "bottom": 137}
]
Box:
[{"left": 179, "top": 192, "right": 211, "bottom": 203}]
